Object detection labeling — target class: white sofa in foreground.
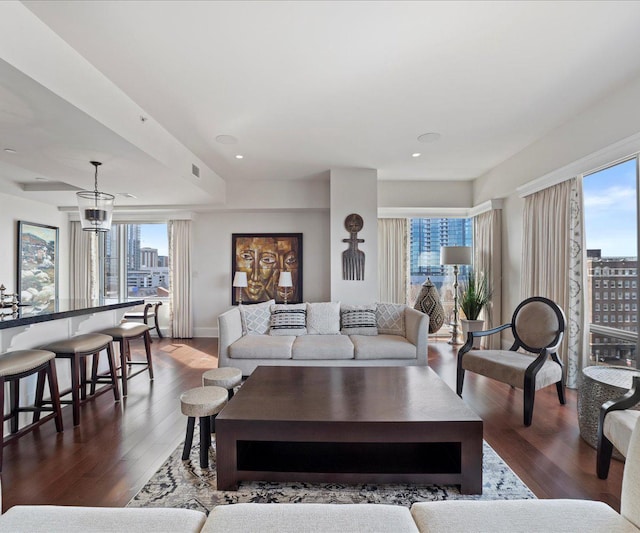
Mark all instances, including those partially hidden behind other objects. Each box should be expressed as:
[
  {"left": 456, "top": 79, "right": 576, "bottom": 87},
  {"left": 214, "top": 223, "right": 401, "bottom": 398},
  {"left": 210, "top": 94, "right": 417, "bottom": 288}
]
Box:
[
  {"left": 217, "top": 301, "right": 429, "bottom": 376},
  {"left": 3, "top": 417, "right": 640, "bottom": 532}
]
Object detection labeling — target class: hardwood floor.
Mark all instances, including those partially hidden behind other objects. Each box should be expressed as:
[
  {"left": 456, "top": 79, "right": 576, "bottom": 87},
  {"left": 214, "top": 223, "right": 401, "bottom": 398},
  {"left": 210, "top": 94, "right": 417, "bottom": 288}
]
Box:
[{"left": 0, "top": 338, "right": 625, "bottom": 512}]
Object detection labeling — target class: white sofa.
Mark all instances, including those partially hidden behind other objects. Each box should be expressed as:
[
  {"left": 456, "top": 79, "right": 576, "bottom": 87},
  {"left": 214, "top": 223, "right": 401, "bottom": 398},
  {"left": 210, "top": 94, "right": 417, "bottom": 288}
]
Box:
[{"left": 217, "top": 302, "right": 428, "bottom": 376}]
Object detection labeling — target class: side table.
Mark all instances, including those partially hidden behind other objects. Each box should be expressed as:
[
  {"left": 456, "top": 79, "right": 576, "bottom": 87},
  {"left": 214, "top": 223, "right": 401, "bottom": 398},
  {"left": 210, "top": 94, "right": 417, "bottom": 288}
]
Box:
[{"left": 578, "top": 365, "right": 640, "bottom": 459}]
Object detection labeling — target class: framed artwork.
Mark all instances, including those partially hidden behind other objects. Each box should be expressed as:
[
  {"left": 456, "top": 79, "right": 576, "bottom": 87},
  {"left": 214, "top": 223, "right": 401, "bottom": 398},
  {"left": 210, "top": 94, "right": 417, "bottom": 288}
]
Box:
[
  {"left": 231, "top": 233, "right": 302, "bottom": 305},
  {"left": 17, "top": 221, "right": 59, "bottom": 307}
]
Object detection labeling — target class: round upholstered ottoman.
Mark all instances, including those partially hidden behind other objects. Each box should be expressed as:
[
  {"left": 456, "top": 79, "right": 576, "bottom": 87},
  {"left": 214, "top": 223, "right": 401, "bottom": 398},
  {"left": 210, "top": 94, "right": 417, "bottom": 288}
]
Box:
[
  {"left": 202, "top": 367, "right": 242, "bottom": 400},
  {"left": 180, "top": 386, "right": 227, "bottom": 468}
]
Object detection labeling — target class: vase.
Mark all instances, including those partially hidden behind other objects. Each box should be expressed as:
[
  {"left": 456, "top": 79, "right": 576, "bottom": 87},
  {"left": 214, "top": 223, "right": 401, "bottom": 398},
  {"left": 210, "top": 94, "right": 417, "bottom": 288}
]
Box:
[{"left": 461, "top": 319, "right": 484, "bottom": 349}]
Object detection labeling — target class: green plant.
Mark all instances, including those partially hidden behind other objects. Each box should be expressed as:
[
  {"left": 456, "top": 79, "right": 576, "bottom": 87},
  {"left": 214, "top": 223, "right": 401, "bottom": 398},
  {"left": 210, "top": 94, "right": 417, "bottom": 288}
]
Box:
[{"left": 459, "top": 270, "right": 491, "bottom": 321}]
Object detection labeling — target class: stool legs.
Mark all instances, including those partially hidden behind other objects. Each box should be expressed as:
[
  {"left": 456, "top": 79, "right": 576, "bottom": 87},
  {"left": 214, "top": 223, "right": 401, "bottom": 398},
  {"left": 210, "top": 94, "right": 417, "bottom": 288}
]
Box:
[
  {"left": 182, "top": 416, "right": 213, "bottom": 468},
  {"left": 116, "top": 331, "right": 153, "bottom": 398}
]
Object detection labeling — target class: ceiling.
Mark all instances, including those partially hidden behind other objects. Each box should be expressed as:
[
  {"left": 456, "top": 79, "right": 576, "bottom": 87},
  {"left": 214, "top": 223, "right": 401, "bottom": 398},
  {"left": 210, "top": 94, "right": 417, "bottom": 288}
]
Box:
[{"left": 2, "top": 1, "right": 640, "bottom": 209}]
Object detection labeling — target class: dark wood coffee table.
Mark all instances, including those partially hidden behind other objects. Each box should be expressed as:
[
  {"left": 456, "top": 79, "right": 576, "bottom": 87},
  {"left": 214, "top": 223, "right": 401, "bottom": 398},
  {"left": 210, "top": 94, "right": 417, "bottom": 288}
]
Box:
[{"left": 216, "top": 365, "right": 483, "bottom": 494}]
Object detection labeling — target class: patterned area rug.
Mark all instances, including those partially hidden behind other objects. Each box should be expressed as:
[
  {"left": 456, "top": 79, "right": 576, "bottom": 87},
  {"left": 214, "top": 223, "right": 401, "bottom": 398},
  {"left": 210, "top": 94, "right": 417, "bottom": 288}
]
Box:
[{"left": 128, "top": 436, "right": 534, "bottom": 513}]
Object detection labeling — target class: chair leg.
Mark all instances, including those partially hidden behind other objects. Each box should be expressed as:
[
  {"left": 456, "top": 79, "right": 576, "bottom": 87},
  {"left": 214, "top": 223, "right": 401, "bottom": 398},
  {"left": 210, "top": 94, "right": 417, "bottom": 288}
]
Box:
[
  {"left": 228, "top": 388, "right": 234, "bottom": 400},
  {"left": 556, "top": 380, "right": 566, "bottom": 405},
  {"left": 119, "top": 340, "right": 128, "bottom": 398},
  {"left": 79, "top": 357, "right": 88, "bottom": 401},
  {"left": 154, "top": 319, "right": 163, "bottom": 339},
  {"left": 9, "top": 379, "right": 19, "bottom": 434},
  {"left": 523, "top": 383, "right": 535, "bottom": 427},
  {"left": 143, "top": 331, "right": 154, "bottom": 380},
  {"left": 90, "top": 353, "right": 99, "bottom": 395},
  {"left": 46, "top": 360, "right": 64, "bottom": 433},
  {"left": 71, "top": 354, "right": 81, "bottom": 426},
  {"left": 105, "top": 343, "right": 120, "bottom": 402},
  {"left": 33, "top": 369, "right": 47, "bottom": 424},
  {"left": 456, "top": 368, "right": 465, "bottom": 396},
  {"left": 597, "top": 434, "right": 615, "bottom": 479},
  {"left": 199, "top": 416, "right": 210, "bottom": 468},
  {"left": 182, "top": 417, "right": 195, "bottom": 460},
  {"left": 0, "top": 376, "right": 5, "bottom": 472}
]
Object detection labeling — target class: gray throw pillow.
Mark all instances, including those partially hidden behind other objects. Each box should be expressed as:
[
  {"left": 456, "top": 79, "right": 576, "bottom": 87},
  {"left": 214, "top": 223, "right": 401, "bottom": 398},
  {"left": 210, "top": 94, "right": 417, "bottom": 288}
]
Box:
[
  {"left": 341, "top": 304, "right": 378, "bottom": 336},
  {"left": 239, "top": 299, "right": 274, "bottom": 335},
  {"left": 269, "top": 303, "right": 307, "bottom": 336}
]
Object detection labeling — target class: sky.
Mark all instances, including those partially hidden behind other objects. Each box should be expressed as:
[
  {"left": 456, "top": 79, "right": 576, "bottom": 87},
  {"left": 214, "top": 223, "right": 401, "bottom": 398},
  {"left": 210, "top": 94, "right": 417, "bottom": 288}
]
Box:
[
  {"left": 583, "top": 158, "right": 637, "bottom": 258},
  {"left": 139, "top": 224, "right": 168, "bottom": 256}
]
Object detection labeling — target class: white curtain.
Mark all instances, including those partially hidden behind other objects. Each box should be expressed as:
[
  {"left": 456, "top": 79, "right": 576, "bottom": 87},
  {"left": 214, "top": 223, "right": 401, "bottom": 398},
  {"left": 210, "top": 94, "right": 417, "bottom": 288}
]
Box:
[
  {"left": 69, "top": 221, "right": 98, "bottom": 300},
  {"left": 378, "top": 218, "right": 408, "bottom": 303},
  {"left": 169, "top": 219, "right": 193, "bottom": 338},
  {"left": 473, "top": 209, "right": 502, "bottom": 350},
  {"left": 522, "top": 178, "right": 587, "bottom": 388}
]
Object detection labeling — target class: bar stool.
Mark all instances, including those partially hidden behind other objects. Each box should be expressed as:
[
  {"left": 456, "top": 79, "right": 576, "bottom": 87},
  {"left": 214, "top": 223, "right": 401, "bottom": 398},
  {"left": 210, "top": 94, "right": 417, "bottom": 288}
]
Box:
[
  {"left": 0, "top": 349, "right": 63, "bottom": 471},
  {"left": 98, "top": 322, "right": 153, "bottom": 397},
  {"left": 40, "top": 333, "right": 119, "bottom": 426},
  {"left": 180, "top": 386, "right": 227, "bottom": 468},
  {"left": 202, "top": 367, "right": 242, "bottom": 400},
  {"left": 123, "top": 302, "right": 163, "bottom": 339}
]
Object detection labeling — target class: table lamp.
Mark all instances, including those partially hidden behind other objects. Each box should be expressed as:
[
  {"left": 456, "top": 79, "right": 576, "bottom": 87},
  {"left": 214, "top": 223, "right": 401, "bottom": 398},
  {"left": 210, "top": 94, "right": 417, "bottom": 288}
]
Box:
[
  {"left": 278, "top": 272, "right": 293, "bottom": 305},
  {"left": 233, "top": 272, "right": 247, "bottom": 305}
]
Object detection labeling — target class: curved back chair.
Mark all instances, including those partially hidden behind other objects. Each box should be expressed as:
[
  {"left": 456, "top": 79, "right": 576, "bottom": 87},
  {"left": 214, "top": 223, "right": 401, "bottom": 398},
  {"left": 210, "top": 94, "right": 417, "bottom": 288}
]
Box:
[
  {"left": 456, "top": 296, "right": 566, "bottom": 426},
  {"left": 123, "top": 301, "right": 163, "bottom": 339}
]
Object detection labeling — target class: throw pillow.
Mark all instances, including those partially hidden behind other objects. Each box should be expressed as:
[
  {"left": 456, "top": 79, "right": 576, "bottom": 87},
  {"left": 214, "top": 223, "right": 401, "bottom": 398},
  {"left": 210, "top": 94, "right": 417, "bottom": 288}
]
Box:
[
  {"left": 306, "top": 302, "right": 341, "bottom": 335},
  {"left": 239, "top": 299, "right": 274, "bottom": 335},
  {"left": 376, "top": 302, "right": 405, "bottom": 336},
  {"left": 269, "top": 303, "right": 307, "bottom": 336},
  {"left": 340, "top": 304, "right": 378, "bottom": 336}
]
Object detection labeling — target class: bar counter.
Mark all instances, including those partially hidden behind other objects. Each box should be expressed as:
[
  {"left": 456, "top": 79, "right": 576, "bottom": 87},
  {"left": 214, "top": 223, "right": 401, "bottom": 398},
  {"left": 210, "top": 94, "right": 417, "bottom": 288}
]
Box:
[{"left": 0, "top": 299, "right": 144, "bottom": 330}]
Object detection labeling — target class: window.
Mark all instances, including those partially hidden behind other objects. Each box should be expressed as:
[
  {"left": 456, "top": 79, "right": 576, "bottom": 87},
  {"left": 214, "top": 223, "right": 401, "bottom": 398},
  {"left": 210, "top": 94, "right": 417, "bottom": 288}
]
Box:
[
  {"left": 603, "top": 303, "right": 609, "bottom": 311},
  {"left": 595, "top": 303, "right": 600, "bottom": 311},
  {"left": 409, "top": 217, "right": 473, "bottom": 306},
  {"left": 585, "top": 158, "right": 638, "bottom": 367},
  {"left": 102, "top": 223, "right": 169, "bottom": 301}
]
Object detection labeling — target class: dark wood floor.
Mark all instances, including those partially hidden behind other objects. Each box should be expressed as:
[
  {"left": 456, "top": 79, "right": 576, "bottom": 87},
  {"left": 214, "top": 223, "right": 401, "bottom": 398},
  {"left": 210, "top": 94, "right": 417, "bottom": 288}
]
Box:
[{"left": 0, "top": 338, "right": 625, "bottom": 512}]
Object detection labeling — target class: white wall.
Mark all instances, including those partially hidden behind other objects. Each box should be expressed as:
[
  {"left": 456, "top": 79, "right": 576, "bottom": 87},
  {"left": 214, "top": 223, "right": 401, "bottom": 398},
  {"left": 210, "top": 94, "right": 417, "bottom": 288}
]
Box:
[
  {"left": 474, "top": 71, "right": 640, "bottom": 326},
  {"left": 192, "top": 209, "right": 330, "bottom": 337},
  {"left": 379, "top": 180, "right": 473, "bottom": 208},
  {"left": 0, "top": 191, "right": 69, "bottom": 299},
  {"left": 330, "top": 168, "right": 378, "bottom": 304}
]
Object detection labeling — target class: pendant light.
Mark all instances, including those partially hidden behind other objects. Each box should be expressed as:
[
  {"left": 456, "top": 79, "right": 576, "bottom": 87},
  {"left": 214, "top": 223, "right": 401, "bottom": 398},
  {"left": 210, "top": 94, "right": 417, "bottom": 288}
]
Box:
[{"left": 76, "top": 161, "right": 115, "bottom": 233}]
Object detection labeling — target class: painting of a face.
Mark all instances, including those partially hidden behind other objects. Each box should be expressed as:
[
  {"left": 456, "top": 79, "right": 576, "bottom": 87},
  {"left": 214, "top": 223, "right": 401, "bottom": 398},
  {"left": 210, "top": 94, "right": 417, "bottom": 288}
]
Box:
[{"left": 232, "top": 234, "right": 303, "bottom": 305}]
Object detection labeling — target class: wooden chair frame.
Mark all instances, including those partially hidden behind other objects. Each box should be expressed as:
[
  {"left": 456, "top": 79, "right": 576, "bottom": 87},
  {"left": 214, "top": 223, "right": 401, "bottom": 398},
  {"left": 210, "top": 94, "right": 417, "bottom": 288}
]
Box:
[{"left": 124, "top": 302, "right": 163, "bottom": 339}]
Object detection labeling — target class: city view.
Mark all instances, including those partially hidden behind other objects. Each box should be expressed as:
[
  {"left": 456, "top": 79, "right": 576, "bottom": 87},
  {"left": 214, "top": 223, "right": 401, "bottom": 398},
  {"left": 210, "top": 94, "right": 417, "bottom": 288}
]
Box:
[
  {"left": 585, "top": 158, "right": 638, "bottom": 366},
  {"left": 103, "top": 223, "right": 169, "bottom": 300}
]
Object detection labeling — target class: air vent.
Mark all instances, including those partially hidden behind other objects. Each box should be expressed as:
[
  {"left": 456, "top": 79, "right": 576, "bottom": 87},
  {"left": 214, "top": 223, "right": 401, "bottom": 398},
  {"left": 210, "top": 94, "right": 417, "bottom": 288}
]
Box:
[{"left": 192, "top": 164, "right": 200, "bottom": 178}]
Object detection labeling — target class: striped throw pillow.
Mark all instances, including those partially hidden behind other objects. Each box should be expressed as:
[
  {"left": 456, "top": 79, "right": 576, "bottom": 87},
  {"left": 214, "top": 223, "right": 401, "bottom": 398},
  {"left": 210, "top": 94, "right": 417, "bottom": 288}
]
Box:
[
  {"left": 269, "top": 304, "right": 307, "bottom": 336},
  {"left": 341, "top": 305, "right": 378, "bottom": 336}
]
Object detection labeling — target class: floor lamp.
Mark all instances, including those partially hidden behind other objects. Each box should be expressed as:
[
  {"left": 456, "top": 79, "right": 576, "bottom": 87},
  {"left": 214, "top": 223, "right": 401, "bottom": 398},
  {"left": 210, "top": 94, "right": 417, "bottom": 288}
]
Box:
[
  {"left": 440, "top": 246, "right": 472, "bottom": 345},
  {"left": 233, "top": 272, "right": 247, "bottom": 304}
]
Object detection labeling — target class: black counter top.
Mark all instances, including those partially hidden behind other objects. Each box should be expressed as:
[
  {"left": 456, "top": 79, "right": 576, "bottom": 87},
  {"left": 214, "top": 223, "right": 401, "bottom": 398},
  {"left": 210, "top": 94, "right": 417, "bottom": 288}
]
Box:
[{"left": 0, "top": 299, "right": 144, "bottom": 330}]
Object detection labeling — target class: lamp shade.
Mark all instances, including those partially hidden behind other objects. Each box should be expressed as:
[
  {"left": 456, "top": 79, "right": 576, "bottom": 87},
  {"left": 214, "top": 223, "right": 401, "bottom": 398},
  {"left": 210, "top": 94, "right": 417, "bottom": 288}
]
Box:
[
  {"left": 440, "top": 246, "right": 472, "bottom": 266},
  {"left": 278, "top": 272, "right": 293, "bottom": 287},
  {"left": 232, "top": 271, "right": 247, "bottom": 287}
]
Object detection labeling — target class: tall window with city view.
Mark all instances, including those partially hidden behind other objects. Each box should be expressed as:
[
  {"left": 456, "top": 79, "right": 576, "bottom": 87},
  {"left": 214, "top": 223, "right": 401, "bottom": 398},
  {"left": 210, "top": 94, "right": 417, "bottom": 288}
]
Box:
[
  {"left": 584, "top": 158, "right": 639, "bottom": 367},
  {"left": 409, "top": 218, "right": 473, "bottom": 327},
  {"left": 103, "top": 223, "right": 169, "bottom": 300}
]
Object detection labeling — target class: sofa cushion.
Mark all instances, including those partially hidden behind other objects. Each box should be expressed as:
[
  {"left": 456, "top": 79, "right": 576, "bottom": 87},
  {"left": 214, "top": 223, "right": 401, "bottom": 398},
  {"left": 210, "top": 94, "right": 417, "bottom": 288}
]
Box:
[
  {"left": 605, "top": 410, "right": 640, "bottom": 458},
  {"left": 351, "top": 334, "right": 417, "bottom": 360},
  {"left": 376, "top": 302, "right": 405, "bottom": 336},
  {"left": 269, "top": 303, "right": 307, "bottom": 336},
  {"left": 410, "top": 499, "right": 636, "bottom": 533},
  {"left": 306, "top": 302, "right": 341, "bottom": 335},
  {"left": 292, "top": 334, "right": 355, "bottom": 360},
  {"left": 229, "top": 335, "right": 294, "bottom": 359},
  {"left": 239, "top": 299, "right": 274, "bottom": 335},
  {"left": 202, "top": 503, "right": 419, "bottom": 533},
  {"left": 341, "top": 304, "right": 378, "bottom": 336},
  {"left": 0, "top": 505, "right": 206, "bottom": 533}
]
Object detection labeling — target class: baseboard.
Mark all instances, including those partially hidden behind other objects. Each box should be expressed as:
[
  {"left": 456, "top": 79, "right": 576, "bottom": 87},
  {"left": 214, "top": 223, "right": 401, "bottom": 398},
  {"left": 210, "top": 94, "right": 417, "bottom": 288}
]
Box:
[{"left": 194, "top": 326, "right": 218, "bottom": 338}]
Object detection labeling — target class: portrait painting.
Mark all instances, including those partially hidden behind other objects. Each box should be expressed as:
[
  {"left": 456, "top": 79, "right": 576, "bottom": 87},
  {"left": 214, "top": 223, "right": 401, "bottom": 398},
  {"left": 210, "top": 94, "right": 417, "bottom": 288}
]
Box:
[
  {"left": 17, "top": 221, "right": 59, "bottom": 308},
  {"left": 231, "top": 233, "right": 302, "bottom": 305}
]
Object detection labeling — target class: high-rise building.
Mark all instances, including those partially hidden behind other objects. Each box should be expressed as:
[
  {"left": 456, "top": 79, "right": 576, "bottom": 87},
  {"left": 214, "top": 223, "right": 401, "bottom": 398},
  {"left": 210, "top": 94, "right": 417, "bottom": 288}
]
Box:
[
  {"left": 140, "top": 247, "right": 158, "bottom": 269},
  {"left": 127, "top": 225, "right": 141, "bottom": 270}
]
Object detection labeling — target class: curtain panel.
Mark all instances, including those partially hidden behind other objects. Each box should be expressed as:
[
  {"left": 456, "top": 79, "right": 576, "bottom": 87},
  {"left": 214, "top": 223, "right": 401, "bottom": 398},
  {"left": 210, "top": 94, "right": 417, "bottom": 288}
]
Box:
[
  {"left": 473, "top": 209, "right": 502, "bottom": 350},
  {"left": 69, "top": 221, "right": 98, "bottom": 300},
  {"left": 378, "top": 218, "right": 408, "bottom": 304},
  {"left": 169, "top": 219, "right": 193, "bottom": 338},
  {"left": 522, "top": 177, "right": 587, "bottom": 388}
]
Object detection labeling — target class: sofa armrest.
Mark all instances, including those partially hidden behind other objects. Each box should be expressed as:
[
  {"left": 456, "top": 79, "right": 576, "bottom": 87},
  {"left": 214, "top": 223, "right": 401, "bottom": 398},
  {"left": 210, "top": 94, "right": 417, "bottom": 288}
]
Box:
[
  {"left": 218, "top": 307, "right": 243, "bottom": 367},
  {"left": 405, "top": 307, "right": 428, "bottom": 365}
]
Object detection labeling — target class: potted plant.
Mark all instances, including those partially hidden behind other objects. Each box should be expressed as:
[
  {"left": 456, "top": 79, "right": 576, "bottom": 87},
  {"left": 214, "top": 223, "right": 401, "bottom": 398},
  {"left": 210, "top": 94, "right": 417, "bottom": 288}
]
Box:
[{"left": 459, "top": 270, "right": 491, "bottom": 348}]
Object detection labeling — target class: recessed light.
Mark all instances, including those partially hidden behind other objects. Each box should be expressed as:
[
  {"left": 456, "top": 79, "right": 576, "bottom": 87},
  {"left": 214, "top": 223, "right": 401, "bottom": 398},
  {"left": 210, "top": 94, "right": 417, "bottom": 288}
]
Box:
[
  {"left": 4, "top": 148, "right": 17, "bottom": 154},
  {"left": 417, "top": 132, "right": 441, "bottom": 143},
  {"left": 216, "top": 135, "right": 239, "bottom": 145},
  {"left": 412, "top": 153, "right": 421, "bottom": 158},
  {"left": 235, "top": 154, "right": 244, "bottom": 159}
]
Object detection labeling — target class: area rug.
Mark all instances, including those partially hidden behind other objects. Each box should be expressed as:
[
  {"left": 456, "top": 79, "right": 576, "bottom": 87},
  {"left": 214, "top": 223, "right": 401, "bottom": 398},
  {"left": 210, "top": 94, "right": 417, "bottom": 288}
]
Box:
[{"left": 127, "top": 436, "right": 534, "bottom": 514}]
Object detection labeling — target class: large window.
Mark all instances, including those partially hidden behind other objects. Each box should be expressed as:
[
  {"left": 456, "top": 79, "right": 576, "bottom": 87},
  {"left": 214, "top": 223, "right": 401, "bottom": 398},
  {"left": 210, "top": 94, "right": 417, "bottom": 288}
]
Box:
[
  {"left": 409, "top": 217, "right": 472, "bottom": 320},
  {"left": 584, "top": 158, "right": 638, "bottom": 367},
  {"left": 102, "top": 223, "right": 169, "bottom": 301}
]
